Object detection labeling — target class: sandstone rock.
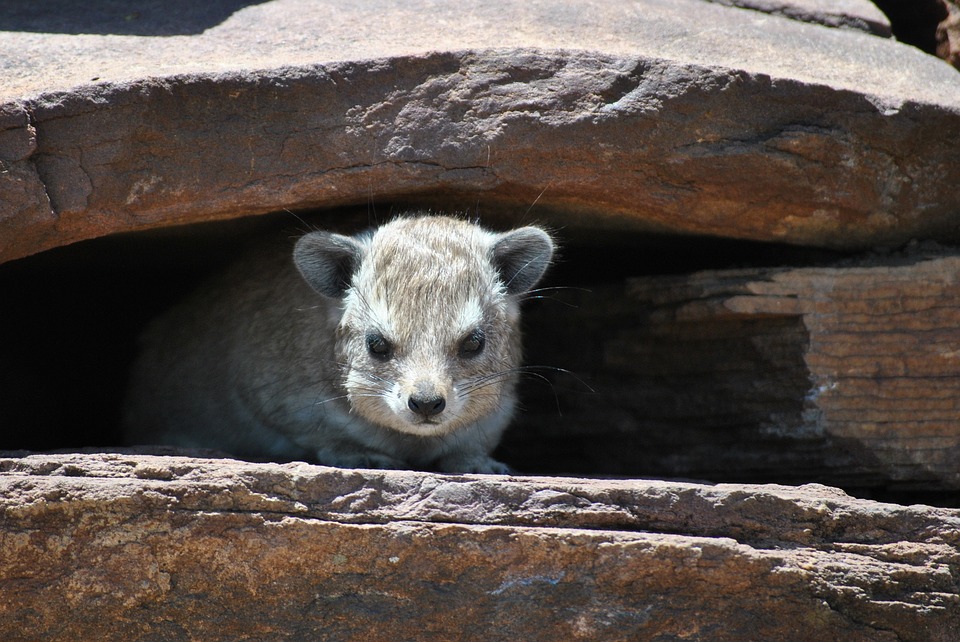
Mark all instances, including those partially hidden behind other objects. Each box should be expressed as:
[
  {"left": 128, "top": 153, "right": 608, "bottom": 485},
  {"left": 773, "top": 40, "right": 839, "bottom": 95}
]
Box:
[
  {"left": 513, "top": 247, "right": 960, "bottom": 492},
  {"left": 2, "top": 0, "right": 960, "bottom": 262},
  {"left": 0, "top": 452, "right": 957, "bottom": 640}
]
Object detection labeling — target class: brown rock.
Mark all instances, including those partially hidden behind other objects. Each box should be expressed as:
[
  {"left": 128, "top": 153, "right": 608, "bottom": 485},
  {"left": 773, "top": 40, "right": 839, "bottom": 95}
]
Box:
[
  {"left": 938, "top": 1, "right": 960, "bottom": 67},
  {"left": 512, "top": 247, "right": 960, "bottom": 491},
  {"left": 1, "top": 452, "right": 957, "bottom": 640},
  {"left": 2, "top": 5, "right": 960, "bottom": 635},
  {"left": 2, "top": 0, "right": 960, "bottom": 262}
]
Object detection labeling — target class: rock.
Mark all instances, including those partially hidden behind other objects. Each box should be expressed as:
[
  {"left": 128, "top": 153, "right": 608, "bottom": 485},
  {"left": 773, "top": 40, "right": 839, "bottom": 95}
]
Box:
[
  {"left": 2, "top": 4, "right": 960, "bottom": 636},
  {"left": 2, "top": 0, "right": 960, "bottom": 262},
  {"left": 704, "top": 0, "right": 892, "bottom": 35},
  {"left": 0, "top": 452, "right": 957, "bottom": 640},
  {"left": 512, "top": 247, "right": 960, "bottom": 492},
  {"left": 938, "top": 1, "right": 960, "bottom": 67}
]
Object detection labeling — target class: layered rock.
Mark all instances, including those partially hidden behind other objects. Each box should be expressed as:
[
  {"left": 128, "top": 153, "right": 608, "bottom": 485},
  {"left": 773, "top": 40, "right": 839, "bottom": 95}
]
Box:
[
  {"left": 513, "top": 246, "right": 960, "bottom": 492},
  {"left": 3, "top": 3, "right": 960, "bottom": 637},
  {"left": 2, "top": 0, "right": 960, "bottom": 262},
  {"left": 1, "top": 453, "right": 957, "bottom": 640}
]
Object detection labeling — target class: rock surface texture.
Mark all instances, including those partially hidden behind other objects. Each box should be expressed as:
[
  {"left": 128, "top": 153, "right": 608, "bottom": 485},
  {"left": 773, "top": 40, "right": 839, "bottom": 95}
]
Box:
[
  {"left": 3, "top": 3, "right": 960, "bottom": 639},
  {"left": 513, "top": 246, "right": 960, "bottom": 491},
  {"left": 1, "top": 0, "right": 960, "bottom": 262},
  {"left": 940, "top": 0, "right": 960, "bottom": 67},
  {"left": 1, "top": 453, "right": 958, "bottom": 641}
]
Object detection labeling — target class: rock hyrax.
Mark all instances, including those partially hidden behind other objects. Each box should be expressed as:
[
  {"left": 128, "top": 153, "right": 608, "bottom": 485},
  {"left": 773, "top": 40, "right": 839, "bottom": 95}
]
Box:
[{"left": 123, "top": 214, "right": 554, "bottom": 473}]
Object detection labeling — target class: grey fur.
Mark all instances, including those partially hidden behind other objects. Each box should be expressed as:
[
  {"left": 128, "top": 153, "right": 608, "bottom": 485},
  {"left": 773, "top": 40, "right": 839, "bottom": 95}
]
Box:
[{"left": 123, "top": 215, "right": 554, "bottom": 473}]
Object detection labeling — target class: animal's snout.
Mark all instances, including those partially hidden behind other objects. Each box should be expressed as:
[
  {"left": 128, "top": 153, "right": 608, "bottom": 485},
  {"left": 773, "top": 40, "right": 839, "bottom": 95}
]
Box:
[{"left": 408, "top": 394, "right": 446, "bottom": 418}]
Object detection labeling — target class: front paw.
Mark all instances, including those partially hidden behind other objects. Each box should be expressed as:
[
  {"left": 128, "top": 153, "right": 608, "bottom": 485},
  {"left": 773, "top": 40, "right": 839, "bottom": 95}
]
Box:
[{"left": 435, "top": 454, "right": 513, "bottom": 475}]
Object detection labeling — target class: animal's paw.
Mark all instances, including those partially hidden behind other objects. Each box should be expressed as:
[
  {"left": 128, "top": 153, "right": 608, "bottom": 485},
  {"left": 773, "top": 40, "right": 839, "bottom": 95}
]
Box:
[{"left": 435, "top": 454, "right": 514, "bottom": 475}]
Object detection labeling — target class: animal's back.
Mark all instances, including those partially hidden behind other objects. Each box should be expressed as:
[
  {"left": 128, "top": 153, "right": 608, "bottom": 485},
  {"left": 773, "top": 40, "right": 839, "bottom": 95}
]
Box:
[{"left": 123, "top": 241, "right": 342, "bottom": 460}]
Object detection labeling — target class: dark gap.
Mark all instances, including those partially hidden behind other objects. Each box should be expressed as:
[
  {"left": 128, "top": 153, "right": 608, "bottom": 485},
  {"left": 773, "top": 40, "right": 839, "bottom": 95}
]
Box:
[{"left": 872, "top": 0, "right": 949, "bottom": 54}]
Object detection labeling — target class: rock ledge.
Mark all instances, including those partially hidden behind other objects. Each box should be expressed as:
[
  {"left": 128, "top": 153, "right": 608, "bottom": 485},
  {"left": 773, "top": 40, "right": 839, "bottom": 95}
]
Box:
[{"left": 1, "top": 452, "right": 957, "bottom": 640}]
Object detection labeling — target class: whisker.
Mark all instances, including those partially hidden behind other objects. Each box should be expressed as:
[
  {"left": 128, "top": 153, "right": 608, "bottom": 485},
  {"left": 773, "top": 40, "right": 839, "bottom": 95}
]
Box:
[
  {"left": 523, "top": 185, "right": 548, "bottom": 218},
  {"left": 312, "top": 394, "right": 351, "bottom": 406},
  {"left": 282, "top": 208, "right": 320, "bottom": 237},
  {"left": 519, "top": 285, "right": 592, "bottom": 306},
  {"left": 523, "top": 285, "right": 591, "bottom": 296},
  {"left": 516, "top": 365, "right": 595, "bottom": 393},
  {"left": 503, "top": 251, "right": 551, "bottom": 291}
]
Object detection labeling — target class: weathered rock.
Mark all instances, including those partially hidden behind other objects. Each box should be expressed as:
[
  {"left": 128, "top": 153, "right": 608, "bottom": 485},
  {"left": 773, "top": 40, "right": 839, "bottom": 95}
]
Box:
[
  {"left": 2, "top": 0, "right": 960, "bottom": 262},
  {"left": 1, "top": 452, "right": 957, "bottom": 640},
  {"left": 510, "top": 247, "right": 960, "bottom": 492},
  {"left": 939, "top": 0, "right": 960, "bottom": 67},
  {"left": 705, "top": 0, "right": 891, "bottom": 35},
  {"left": 2, "top": 4, "right": 960, "bottom": 635}
]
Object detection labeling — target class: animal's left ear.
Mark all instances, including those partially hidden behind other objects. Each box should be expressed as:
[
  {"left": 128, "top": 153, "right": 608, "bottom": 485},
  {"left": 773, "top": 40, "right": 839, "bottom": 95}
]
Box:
[{"left": 492, "top": 226, "right": 555, "bottom": 294}]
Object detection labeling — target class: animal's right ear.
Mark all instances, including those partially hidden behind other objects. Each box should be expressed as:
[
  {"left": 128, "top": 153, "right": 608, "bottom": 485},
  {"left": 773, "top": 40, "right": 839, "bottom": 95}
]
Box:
[{"left": 293, "top": 232, "right": 364, "bottom": 299}]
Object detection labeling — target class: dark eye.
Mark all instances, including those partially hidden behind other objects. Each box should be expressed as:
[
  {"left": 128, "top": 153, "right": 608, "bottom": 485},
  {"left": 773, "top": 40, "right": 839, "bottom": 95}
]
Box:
[
  {"left": 458, "top": 329, "right": 485, "bottom": 358},
  {"left": 366, "top": 332, "right": 392, "bottom": 361}
]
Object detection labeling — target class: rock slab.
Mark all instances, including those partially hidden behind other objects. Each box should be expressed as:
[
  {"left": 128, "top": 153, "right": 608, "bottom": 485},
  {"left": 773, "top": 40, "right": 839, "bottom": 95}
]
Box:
[
  {"left": 1, "top": 453, "right": 958, "bottom": 640},
  {"left": 513, "top": 248, "right": 960, "bottom": 491},
  {"left": 2, "top": 0, "right": 960, "bottom": 261}
]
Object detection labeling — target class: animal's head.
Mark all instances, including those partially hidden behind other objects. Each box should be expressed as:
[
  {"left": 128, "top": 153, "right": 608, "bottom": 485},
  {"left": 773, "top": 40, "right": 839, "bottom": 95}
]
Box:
[{"left": 293, "top": 215, "right": 554, "bottom": 436}]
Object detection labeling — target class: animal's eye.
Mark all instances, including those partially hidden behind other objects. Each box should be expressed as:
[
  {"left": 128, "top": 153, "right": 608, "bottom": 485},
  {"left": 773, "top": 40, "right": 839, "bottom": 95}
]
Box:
[
  {"left": 458, "top": 329, "right": 485, "bottom": 359},
  {"left": 366, "top": 332, "right": 392, "bottom": 361}
]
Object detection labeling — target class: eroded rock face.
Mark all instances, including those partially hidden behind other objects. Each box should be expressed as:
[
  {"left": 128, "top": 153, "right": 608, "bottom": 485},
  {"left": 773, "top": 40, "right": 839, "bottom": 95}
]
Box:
[
  {"left": 1, "top": 0, "right": 959, "bottom": 262},
  {"left": 1, "top": 453, "right": 958, "bottom": 640},
  {"left": 511, "top": 247, "right": 960, "bottom": 492}
]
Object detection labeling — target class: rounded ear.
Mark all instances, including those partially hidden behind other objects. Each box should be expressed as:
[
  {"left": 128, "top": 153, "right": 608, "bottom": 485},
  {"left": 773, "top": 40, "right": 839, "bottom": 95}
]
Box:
[
  {"left": 293, "top": 231, "right": 365, "bottom": 299},
  {"left": 492, "top": 227, "right": 555, "bottom": 294}
]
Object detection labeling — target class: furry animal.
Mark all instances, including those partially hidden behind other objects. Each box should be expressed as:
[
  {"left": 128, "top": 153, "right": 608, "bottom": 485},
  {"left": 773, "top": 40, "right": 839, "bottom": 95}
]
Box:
[{"left": 123, "top": 214, "right": 554, "bottom": 473}]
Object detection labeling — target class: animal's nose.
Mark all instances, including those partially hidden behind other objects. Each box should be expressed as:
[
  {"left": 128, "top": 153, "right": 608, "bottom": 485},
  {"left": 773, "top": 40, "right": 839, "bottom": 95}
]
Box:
[{"left": 408, "top": 394, "right": 446, "bottom": 418}]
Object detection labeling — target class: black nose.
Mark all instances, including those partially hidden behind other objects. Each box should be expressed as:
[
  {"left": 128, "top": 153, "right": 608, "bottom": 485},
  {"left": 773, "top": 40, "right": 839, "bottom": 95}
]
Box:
[{"left": 408, "top": 394, "right": 446, "bottom": 418}]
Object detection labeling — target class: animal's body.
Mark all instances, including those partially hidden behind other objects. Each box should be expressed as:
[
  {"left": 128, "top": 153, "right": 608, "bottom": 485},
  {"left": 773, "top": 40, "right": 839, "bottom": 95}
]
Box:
[{"left": 123, "top": 215, "right": 554, "bottom": 473}]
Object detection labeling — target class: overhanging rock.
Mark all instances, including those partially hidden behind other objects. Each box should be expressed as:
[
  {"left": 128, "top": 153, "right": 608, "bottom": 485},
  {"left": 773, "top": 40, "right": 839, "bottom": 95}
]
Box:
[{"left": 2, "top": 0, "right": 960, "bottom": 261}]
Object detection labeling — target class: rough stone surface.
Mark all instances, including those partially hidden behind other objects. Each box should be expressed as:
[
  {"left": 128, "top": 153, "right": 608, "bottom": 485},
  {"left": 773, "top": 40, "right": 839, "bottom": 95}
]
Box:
[
  {"left": 512, "top": 248, "right": 960, "bottom": 492},
  {"left": 939, "top": 0, "right": 960, "bottom": 67},
  {"left": 2, "top": 5, "right": 960, "bottom": 635},
  {"left": 1, "top": 452, "right": 958, "bottom": 640},
  {"left": 705, "top": 0, "right": 891, "bottom": 34},
  {"left": 2, "top": 0, "right": 960, "bottom": 262}
]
